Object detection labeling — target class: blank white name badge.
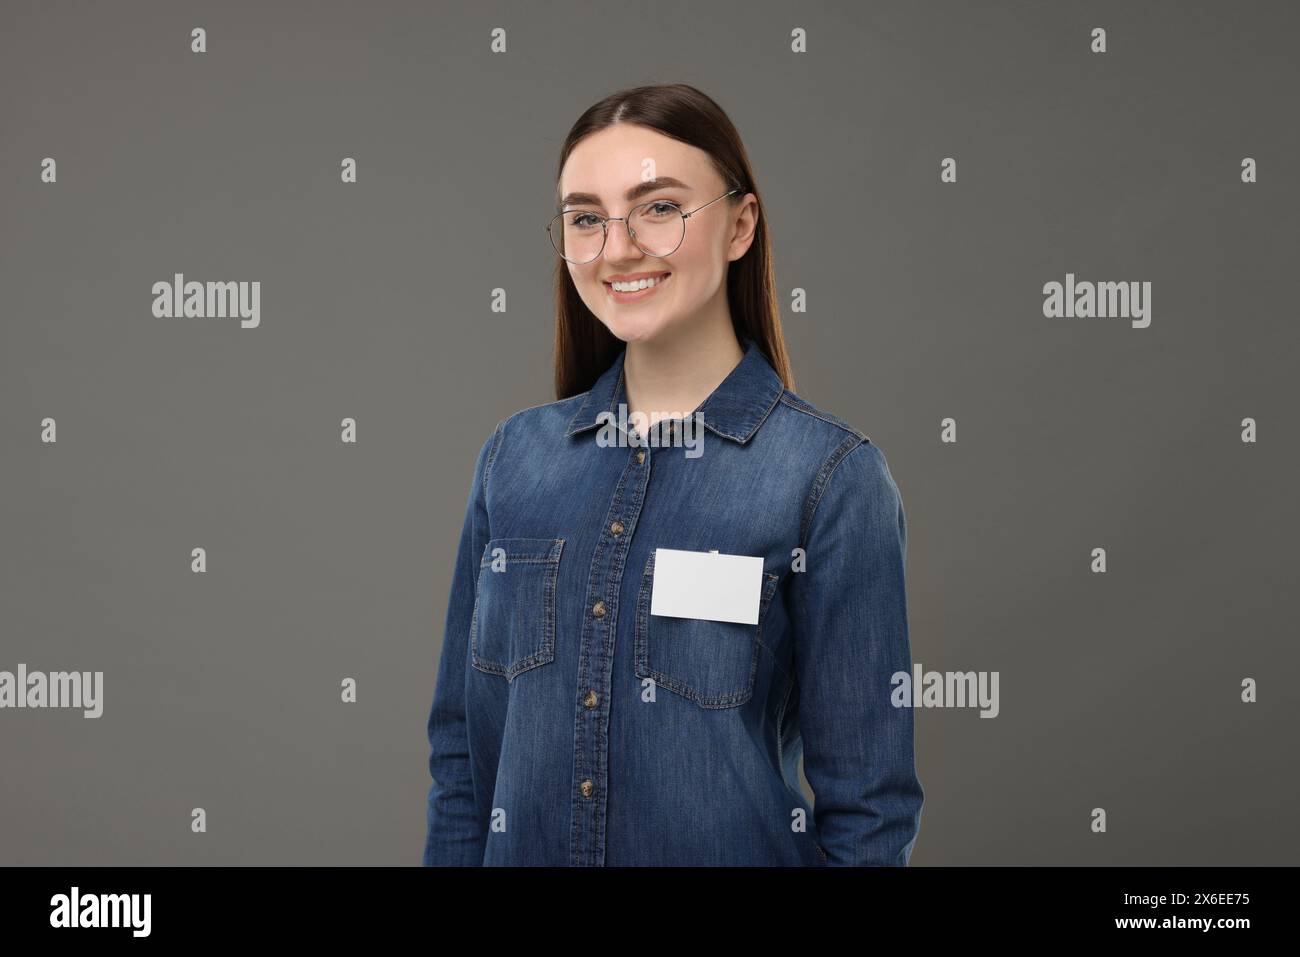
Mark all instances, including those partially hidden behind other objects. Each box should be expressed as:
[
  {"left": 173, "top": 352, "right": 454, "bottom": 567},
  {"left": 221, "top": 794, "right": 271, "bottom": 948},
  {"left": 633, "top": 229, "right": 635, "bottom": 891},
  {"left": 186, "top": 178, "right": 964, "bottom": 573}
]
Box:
[{"left": 650, "top": 548, "right": 765, "bottom": 625}]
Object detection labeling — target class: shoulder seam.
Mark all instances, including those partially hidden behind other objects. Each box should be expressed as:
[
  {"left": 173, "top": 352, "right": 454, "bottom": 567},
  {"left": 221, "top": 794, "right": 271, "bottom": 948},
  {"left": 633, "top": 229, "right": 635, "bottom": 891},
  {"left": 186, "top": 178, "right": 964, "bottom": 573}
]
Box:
[
  {"left": 798, "top": 435, "right": 871, "bottom": 546},
  {"left": 482, "top": 420, "right": 506, "bottom": 500},
  {"left": 501, "top": 392, "right": 587, "bottom": 430},
  {"left": 489, "top": 390, "right": 589, "bottom": 492},
  {"left": 777, "top": 392, "right": 868, "bottom": 441}
]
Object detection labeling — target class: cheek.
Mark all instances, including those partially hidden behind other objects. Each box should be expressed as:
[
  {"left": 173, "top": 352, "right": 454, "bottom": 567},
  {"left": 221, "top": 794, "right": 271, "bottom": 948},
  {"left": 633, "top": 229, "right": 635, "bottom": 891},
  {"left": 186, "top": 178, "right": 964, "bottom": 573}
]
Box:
[
  {"left": 666, "top": 240, "right": 720, "bottom": 299},
  {"left": 675, "top": 227, "right": 727, "bottom": 279},
  {"left": 574, "top": 267, "right": 602, "bottom": 299}
]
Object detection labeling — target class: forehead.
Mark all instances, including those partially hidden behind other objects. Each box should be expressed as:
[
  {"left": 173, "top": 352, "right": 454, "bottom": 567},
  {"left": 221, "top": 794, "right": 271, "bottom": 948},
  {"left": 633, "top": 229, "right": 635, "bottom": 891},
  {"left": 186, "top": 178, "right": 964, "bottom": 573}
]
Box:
[{"left": 560, "top": 124, "right": 713, "bottom": 196}]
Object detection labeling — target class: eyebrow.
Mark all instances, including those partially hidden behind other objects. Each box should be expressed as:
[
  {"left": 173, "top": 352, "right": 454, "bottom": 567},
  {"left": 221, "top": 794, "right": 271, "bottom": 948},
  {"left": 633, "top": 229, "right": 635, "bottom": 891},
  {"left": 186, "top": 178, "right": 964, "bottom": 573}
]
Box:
[{"left": 560, "top": 176, "right": 692, "bottom": 210}]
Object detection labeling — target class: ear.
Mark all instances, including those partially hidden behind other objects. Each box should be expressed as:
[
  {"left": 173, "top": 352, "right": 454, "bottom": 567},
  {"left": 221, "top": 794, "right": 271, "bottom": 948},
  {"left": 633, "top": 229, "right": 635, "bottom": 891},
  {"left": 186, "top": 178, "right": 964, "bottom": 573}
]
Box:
[{"left": 727, "top": 194, "right": 759, "bottom": 260}]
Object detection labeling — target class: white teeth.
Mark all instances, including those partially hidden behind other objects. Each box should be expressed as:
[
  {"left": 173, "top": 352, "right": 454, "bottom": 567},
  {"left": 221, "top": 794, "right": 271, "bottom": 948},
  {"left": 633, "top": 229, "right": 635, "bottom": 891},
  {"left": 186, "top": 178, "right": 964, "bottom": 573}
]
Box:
[{"left": 610, "top": 275, "right": 666, "bottom": 292}]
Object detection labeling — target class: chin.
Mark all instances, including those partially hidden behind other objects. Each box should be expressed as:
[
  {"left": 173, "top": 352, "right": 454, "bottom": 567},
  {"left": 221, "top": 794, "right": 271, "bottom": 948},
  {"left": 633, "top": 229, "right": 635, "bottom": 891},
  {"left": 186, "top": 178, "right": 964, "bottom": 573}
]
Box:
[{"left": 598, "top": 311, "right": 673, "bottom": 345}]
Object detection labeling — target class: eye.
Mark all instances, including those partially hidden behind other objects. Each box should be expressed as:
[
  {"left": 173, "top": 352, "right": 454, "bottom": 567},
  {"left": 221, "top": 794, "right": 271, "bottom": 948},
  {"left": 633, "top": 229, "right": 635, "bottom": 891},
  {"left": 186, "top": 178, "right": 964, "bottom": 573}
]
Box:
[
  {"left": 566, "top": 211, "right": 603, "bottom": 229},
  {"left": 644, "top": 201, "right": 681, "bottom": 217}
]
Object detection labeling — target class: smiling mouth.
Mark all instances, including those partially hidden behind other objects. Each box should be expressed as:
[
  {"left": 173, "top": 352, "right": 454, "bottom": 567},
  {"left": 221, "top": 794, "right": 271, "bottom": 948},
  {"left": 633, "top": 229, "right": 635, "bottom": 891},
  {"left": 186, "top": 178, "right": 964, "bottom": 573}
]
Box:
[
  {"left": 603, "top": 272, "right": 671, "bottom": 298},
  {"left": 603, "top": 270, "right": 670, "bottom": 286}
]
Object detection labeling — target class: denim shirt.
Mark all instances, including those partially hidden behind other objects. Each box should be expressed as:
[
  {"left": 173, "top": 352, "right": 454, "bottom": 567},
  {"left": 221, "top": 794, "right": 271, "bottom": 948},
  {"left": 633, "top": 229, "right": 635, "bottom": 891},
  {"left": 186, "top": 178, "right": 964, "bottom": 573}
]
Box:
[{"left": 423, "top": 337, "right": 923, "bottom": 866}]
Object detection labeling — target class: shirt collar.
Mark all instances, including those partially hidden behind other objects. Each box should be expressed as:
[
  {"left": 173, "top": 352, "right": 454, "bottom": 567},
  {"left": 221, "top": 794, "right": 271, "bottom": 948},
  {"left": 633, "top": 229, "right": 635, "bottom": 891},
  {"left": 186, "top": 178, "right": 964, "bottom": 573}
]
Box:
[{"left": 565, "top": 335, "right": 785, "bottom": 445}]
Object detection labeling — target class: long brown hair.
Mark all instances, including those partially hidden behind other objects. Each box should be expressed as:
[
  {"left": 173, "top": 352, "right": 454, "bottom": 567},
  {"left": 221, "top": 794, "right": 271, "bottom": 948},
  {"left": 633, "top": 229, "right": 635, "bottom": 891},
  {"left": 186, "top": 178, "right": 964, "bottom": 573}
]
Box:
[{"left": 552, "top": 83, "right": 794, "bottom": 400}]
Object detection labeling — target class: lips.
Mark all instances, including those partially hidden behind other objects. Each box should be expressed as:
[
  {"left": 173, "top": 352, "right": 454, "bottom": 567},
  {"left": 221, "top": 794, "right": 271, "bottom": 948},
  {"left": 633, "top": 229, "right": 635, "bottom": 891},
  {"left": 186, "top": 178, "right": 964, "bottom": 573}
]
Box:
[
  {"left": 603, "top": 271, "right": 671, "bottom": 302},
  {"left": 603, "top": 271, "right": 671, "bottom": 286}
]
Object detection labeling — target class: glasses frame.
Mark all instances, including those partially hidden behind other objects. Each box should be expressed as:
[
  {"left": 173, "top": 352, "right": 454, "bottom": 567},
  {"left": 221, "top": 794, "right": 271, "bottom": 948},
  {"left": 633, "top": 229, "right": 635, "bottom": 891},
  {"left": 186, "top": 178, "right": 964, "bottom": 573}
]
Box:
[{"left": 547, "top": 186, "right": 746, "bottom": 264}]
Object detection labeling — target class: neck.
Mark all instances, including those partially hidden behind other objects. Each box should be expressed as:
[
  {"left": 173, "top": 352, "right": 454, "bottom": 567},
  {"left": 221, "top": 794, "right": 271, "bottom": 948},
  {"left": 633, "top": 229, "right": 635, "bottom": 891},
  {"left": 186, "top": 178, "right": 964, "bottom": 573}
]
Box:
[{"left": 622, "top": 308, "right": 745, "bottom": 427}]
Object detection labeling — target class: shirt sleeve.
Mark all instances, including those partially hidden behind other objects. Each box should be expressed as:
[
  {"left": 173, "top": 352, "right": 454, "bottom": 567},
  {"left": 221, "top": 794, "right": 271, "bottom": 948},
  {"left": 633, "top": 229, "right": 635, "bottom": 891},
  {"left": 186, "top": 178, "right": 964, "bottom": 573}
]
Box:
[
  {"left": 422, "top": 422, "right": 501, "bottom": 866},
  {"left": 789, "top": 438, "right": 924, "bottom": 866}
]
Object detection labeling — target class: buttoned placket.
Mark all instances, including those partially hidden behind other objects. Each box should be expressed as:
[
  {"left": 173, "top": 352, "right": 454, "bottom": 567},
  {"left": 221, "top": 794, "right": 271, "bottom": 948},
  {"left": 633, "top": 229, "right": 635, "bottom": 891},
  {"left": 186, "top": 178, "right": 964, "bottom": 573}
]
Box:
[{"left": 570, "top": 422, "right": 663, "bottom": 866}]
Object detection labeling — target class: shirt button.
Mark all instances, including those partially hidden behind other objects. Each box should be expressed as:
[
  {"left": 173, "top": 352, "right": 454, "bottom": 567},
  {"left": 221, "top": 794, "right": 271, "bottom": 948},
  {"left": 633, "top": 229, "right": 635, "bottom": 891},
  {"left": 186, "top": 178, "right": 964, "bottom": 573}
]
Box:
[
  {"left": 592, "top": 600, "right": 606, "bottom": 618},
  {"left": 580, "top": 779, "right": 594, "bottom": 798},
  {"left": 636, "top": 450, "right": 645, "bottom": 464},
  {"left": 609, "top": 520, "right": 624, "bottom": 536},
  {"left": 583, "top": 689, "right": 598, "bottom": 708}
]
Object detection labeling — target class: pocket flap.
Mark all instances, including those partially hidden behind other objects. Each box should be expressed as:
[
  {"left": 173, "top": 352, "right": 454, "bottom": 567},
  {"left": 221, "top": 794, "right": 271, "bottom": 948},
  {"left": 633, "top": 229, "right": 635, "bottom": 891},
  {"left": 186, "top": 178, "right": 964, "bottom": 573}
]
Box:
[{"left": 479, "top": 537, "right": 565, "bottom": 567}]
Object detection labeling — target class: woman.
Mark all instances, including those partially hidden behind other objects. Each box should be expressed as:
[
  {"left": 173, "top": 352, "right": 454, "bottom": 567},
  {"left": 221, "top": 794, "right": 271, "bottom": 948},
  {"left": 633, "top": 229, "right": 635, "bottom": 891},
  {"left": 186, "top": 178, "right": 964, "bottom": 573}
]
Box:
[{"left": 424, "top": 83, "right": 923, "bottom": 866}]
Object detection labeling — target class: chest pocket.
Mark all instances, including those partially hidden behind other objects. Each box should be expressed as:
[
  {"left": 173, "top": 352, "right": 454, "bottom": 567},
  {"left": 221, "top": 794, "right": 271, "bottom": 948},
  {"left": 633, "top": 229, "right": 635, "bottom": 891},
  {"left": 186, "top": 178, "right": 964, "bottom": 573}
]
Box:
[
  {"left": 633, "top": 549, "right": 780, "bottom": 709},
  {"left": 470, "top": 537, "right": 565, "bottom": 681}
]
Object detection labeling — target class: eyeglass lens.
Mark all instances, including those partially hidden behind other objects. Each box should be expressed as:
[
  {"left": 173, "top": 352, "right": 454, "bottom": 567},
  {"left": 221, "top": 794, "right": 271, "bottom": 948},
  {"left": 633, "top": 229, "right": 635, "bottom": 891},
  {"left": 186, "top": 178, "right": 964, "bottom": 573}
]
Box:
[{"left": 550, "top": 202, "right": 685, "bottom": 264}]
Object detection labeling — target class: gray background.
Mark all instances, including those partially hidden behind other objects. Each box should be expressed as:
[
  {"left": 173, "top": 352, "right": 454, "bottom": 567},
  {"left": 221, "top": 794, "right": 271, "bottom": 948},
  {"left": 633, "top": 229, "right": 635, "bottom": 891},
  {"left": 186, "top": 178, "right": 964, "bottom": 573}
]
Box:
[{"left": 2, "top": 0, "right": 1296, "bottom": 865}]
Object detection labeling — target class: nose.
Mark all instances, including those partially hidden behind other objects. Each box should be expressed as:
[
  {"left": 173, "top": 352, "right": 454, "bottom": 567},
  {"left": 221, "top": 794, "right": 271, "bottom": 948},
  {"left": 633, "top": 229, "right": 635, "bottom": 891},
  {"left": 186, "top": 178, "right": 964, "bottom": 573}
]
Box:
[{"left": 601, "top": 216, "right": 643, "bottom": 263}]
